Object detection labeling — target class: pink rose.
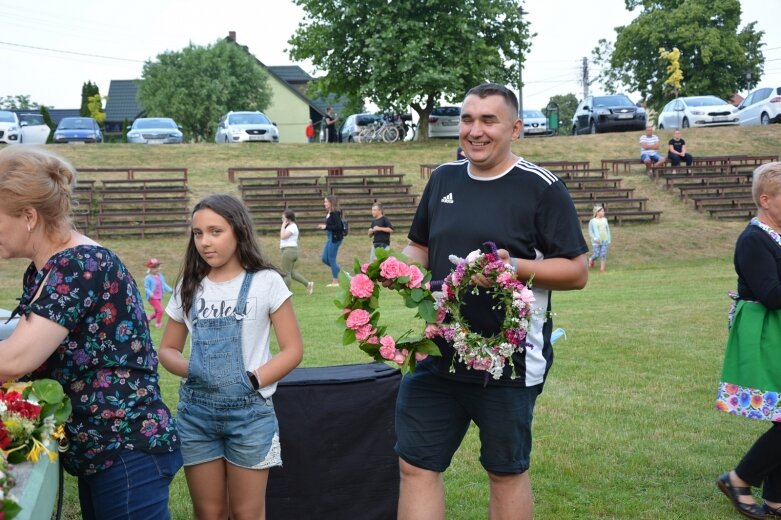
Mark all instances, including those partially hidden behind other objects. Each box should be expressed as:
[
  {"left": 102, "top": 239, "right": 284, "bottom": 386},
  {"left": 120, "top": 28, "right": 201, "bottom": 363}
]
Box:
[
  {"left": 436, "top": 307, "right": 447, "bottom": 324},
  {"left": 346, "top": 309, "right": 371, "bottom": 329},
  {"left": 366, "top": 336, "right": 380, "bottom": 344},
  {"left": 415, "top": 352, "right": 428, "bottom": 361},
  {"left": 407, "top": 265, "right": 424, "bottom": 288},
  {"left": 361, "top": 263, "right": 370, "bottom": 273},
  {"left": 424, "top": 324, "right": 440, "bottom": 339},
  {"left": 379, "top": 341, "right": 397, "bottom": 360},
  {"left": 425, "top": 282, "right": 431, "bottom": 290},
  {"left": 355, "top": 323, "right": 376, "bottom": 341},
  {"left": 350, "top": 274, "right": 375, "bottom": 298},
  {"left": 379, "top": 335, "right": 396, "bottom": 350},
  {"left": 380, "top": 257, "right": 403, "bottom": 279},
  {"left": 394, "top": 348, "right": 409, "bottom": 365}
]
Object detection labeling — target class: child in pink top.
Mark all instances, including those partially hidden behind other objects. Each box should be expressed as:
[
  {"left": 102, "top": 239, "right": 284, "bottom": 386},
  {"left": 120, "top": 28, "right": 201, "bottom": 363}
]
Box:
[{"left": 143, "top": 258, "right": 172, "bottom": 328}]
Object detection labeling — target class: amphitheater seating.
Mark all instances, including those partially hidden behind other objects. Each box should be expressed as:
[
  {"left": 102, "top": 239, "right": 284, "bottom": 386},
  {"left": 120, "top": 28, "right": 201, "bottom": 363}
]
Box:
[
  {"left": 74, "top": 168, "right": 190, "bottom": 238},
  {"left": 237, "top": 171, "right": 417, "bottom": 234}
]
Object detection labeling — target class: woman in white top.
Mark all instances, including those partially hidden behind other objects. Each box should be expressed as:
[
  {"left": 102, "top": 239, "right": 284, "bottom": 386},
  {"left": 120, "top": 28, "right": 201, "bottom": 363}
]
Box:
[{"left": 280, "top": 209, "right": 314, "bottom": 294}]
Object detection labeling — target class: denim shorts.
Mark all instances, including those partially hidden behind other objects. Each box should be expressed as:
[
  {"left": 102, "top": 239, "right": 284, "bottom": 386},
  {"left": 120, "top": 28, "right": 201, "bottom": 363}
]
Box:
[
  {"left": 177, "top": 389, "right": 281, "bottom": 469},
  {"left": 78, "top": 449, "right": 182, "bottom": 520},
  {"left": 395, "top": 366, "right": 541, "bottom": 474}
]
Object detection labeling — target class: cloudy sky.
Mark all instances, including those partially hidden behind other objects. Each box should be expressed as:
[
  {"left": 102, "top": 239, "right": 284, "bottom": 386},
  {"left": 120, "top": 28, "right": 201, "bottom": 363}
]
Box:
[{"left": 2, "top": 0, "right": 779, "bottom": 112}]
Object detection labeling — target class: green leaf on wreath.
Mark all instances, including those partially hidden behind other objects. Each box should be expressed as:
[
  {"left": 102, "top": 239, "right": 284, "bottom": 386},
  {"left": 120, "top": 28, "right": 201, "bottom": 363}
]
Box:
[
  {"left": 417, "top": 300, "right": 437, "bottom": 323},
  {"left": 353, "top": 257, "right": 362, "bottom": 273},
  {"left": 342, "top": 328, "right": 356, "bottom": 345},
  {"left": 29, "top": 378, "right": 64, "bottom": 404},
  {"left": 409, "top": 287, "right": 426, "bottom": 303},
  {"left": 415, "top": 339, "right": 441, "bottom": 355}
]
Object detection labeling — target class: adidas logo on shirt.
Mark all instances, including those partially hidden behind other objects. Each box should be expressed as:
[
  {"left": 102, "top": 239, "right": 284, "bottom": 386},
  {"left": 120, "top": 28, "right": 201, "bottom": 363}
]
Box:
[{"left": 440, "top": 192, "right": 454, "bottom": 204}]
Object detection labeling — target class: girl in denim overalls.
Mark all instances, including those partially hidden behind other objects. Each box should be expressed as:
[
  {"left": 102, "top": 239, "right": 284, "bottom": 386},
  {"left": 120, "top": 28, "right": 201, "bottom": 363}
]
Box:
[{"left": 159, "top": 194, "right": 304, "bottom": 519}]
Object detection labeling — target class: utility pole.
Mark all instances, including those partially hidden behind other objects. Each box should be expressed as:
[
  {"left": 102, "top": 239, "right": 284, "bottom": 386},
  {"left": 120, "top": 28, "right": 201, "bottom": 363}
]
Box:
[
  {"left": 582, "top": 57, "right": 589, "bottom": 100},
  {"left": 517, "top": 4, "right": 527, "bottom": 139}
]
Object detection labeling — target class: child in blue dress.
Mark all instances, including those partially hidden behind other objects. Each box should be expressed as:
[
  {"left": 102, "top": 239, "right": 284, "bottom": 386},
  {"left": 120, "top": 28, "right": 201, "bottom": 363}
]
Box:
[
  {"left": 144, "top": 257, "right": 172, "bottom": 328},
  {"left": 159, "top": 194, "right": 303, "bottom": 519}
]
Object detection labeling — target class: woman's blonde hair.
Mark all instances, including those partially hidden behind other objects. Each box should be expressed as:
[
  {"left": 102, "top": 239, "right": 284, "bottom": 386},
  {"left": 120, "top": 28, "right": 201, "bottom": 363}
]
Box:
[
  {"left": 752, "top": 162, "right": 781, "bottom": 208},
  {"left": 593, "top": 205, "right": 605, "bottom": 218},
  {"left": 0, "top": 146, "right": 76, "bottom": 237}
]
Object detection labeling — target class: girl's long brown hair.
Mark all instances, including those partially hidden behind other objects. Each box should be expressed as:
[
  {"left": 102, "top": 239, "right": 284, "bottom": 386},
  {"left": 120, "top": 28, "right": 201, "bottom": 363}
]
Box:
[{"left": 177, "top": 194, "right": 279, "bottom": 316}]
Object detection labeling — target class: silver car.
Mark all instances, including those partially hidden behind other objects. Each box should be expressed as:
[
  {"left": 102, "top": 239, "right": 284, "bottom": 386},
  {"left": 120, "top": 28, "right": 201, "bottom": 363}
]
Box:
[
  {"left": 737, "top": 86, "right": 781, "bottom": 126},
  {"left": 127, "top": 117, "right": 183, "bottom": 144},
  {"left": 428, "top": 106, "right": 460, "bottom": 138},
  {"left": 522, "top": 110, "right": 550, "bottom": 136},
  {"left": 657, "top": 96, "right": 739, "bottom": 129},
  {"left": 215, "top": 111, "right": 279, "bottom": 143}
]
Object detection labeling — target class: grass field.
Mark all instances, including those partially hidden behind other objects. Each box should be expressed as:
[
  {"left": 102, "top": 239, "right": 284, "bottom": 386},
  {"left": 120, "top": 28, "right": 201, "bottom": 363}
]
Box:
[{"left": 2, "top": 124, "right": 780, "bottom": 519}]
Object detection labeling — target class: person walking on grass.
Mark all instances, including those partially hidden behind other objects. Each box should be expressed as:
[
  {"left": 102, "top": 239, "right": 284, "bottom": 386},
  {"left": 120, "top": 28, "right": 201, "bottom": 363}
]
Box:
[
  {"left": 159, "top": 194, "right": 303, "bottom": 520},
  {"left": 588, "top": 205, "right": 611, "bottom": 273},
  {"left": 144, "top": 257, "right": 173, "bottom": 328},
  {"left": 280, "top": 209, "right": 314, "bottom": 295},
  {"left": 396, "top": 83, "right": 588, "bottom": 520},
  {"left": 716, "top": 162, "right": 781, "bottom": 520},
  {"left": 368, "top": 202, "right": 393, "bottom": 261},
  {"left": 317, "top": 195, "right": 344, "bottom": 287}
]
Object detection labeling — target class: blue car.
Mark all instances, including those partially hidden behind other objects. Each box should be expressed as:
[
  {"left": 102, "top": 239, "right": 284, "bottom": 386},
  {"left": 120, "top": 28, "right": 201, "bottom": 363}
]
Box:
[{"left": 53, "top": 117, "right": 103, "bottom": 143}]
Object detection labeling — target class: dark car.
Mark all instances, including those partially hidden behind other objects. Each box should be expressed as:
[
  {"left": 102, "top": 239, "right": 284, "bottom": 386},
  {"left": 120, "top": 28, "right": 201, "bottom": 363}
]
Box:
[
  {"left": 53, "top": 117, "right": 103, "bottom": 143},
  {"left": 571, "top": 94, "right": 646, "bottom": 135}
]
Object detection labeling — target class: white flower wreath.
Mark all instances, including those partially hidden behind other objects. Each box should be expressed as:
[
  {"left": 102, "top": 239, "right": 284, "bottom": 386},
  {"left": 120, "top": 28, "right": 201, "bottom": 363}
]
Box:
[{"left": 435, "top": 242, "right": 540, "bottom": 380}]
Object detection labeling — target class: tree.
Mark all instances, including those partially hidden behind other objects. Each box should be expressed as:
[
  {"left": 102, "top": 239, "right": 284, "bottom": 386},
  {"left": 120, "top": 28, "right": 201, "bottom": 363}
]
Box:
[
  {"left": 0, "top": 95, "right": 39, "bottom": 110},
  {"left": 39, "top": 106, "right": 55, "bottom": 143},
  {"left": 139, "top": 39, "right": 272, "bottom": 141},
  {"left": 80, "top": 82, "right": 100, "bottom": 117},
  {"left": 87, "top": 94, "right": 106, "bottom": 125},
  {"left": 288, "top": 0, "right": 531, "bottom": 142},
  {"left": 590, "top": 0, "right": 764, "bottom": 113},
  {"left": 659, "top": 47, "right": 683, "bottom": 98},
  {"left": 544, "top": 93, "right": 578, "bottom": 136}
]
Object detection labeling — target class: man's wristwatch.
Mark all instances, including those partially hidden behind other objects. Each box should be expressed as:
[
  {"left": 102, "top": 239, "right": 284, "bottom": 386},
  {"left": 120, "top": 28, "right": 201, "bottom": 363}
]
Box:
[{"left": 247, "top": 370, "right": 260, "bottom": 390}]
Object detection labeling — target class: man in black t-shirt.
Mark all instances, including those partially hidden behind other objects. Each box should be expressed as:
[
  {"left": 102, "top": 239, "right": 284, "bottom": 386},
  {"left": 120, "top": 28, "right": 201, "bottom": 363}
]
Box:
[
  {"left": 325, "top": 107, "right": 339, "bottom": 143},
  {"left": 368, "top": 202, "right": 393, "bottom": 261},
  {"left": 396, "top": 83, "right": 588, "bottom": 519},
  {"left": 667, "top": 129, "right": 694, "bottom": 169}
]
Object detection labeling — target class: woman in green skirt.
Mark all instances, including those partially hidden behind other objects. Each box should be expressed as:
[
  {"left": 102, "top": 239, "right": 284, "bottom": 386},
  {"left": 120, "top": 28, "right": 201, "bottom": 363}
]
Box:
[{"left": 716, "top": 162, "right": 781, "bottom": 519}]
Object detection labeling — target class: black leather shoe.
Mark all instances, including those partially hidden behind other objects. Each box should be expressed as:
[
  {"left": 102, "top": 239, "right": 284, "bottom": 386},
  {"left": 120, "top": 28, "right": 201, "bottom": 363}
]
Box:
[{"left": 717, "top": 472, "right": 766, "bottom": 520}]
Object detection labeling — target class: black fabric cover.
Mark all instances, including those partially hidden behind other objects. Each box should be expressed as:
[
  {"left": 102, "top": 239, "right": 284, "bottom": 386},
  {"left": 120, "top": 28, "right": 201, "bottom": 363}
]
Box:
[{"left": 267, "top": 363, "right": 401, "bottom": 520}]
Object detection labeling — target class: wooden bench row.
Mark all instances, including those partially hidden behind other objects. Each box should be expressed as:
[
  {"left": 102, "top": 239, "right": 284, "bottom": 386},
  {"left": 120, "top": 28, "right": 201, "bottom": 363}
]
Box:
[
  {"left": 228, "top": 165, "right": 395, "bottom": 183},
  {"left": 70, "top": 178, "right": 191, "bottom": 238},
  {"left": 602, "top": 154, "right": 778, "bottom": 173},
  {"left": 77, "top": 167, "right": 188, "bottom": 181}
]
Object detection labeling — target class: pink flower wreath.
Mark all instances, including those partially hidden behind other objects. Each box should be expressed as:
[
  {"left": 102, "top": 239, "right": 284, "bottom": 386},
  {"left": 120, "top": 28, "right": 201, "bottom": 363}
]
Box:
[{"left": 336, "top": 249, "right": 441, "bottom": 373}]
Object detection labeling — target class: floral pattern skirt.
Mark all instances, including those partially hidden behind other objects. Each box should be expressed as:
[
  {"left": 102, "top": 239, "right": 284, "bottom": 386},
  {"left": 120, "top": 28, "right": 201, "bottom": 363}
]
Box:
[{"left": 716, "top": 300, "right": 781, "bottom": 421}]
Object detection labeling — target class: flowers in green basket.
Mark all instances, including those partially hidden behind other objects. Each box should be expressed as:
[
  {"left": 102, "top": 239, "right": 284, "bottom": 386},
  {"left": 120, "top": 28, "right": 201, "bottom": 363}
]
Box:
[
  {"left": 335, "top": 248, "right": 441, "bottom": 373},
  {"left": 0, "top": 379, "right": 71, "bottom": 465},
  {"left": 0, "top": 451, "right": 21, "bottom": 520}
]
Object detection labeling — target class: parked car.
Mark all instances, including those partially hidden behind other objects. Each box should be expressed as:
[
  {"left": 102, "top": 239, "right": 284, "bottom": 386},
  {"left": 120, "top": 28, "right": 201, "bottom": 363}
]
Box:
[
  {"left": 18, "top": 113, "right": 50, "bottom": 144},
  {"left": 215, "top": 111, "right": 279, "bottom": 143},
  {"left": 53, "top": 117, "right": 103, "bottom": 143},
  {"left": 521, "top": 109, "right": 551, "bottom": 136},
  {"left": 126, "top": 117, "right": 184, "bottom": 144},
  {"left": 571, "top": 94, "right": 646, "bottom": 134},
  {"left": 428, "top": 106, "right": 460, "bottom": 138},
  {"left": 340, "top": 113, "right": 381, "bottom": 142},
  {"left": 0, "top": 110, "right": 21, "bottom": 144},
  {"left": 657, "top": 96, "right": 739, "bottom": 129},
  {"left": 737, "top": 86, "right": 781, "bottom": 126}
]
